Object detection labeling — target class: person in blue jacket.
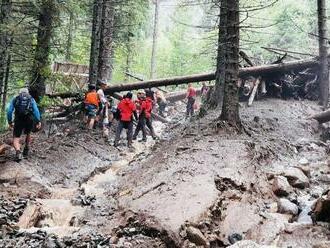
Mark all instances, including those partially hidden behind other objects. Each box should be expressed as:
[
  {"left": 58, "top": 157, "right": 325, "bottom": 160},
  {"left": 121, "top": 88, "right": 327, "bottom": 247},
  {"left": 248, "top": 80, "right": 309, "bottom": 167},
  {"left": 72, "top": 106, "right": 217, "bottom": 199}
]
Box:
[{"left": 7, "top": 88, "right": 41, "bottom": 161}]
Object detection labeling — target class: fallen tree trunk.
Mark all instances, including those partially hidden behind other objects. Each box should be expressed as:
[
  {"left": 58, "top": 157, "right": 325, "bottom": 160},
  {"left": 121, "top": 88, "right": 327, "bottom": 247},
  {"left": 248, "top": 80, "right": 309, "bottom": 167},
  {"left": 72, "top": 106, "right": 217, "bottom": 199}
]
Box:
[
  {"left": 311, "top": 109, "right": 330, "bottom": 123},
  {"left": 47, "top": 57, "right": 320, "bottom": 99}
]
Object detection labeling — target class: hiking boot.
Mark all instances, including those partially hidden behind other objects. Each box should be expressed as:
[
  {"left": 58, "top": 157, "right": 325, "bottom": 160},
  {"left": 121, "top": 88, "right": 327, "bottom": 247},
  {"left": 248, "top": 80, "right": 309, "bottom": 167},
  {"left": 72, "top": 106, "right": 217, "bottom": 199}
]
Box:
[
  {"left": 23, "top": 146, "right": 29, "bottom": 157},
  {"left": 132, "top": 136, "right": 137, "bottom": 140},
  {"left": 15, "top": 151, "right": 22, "bottom": 162}
]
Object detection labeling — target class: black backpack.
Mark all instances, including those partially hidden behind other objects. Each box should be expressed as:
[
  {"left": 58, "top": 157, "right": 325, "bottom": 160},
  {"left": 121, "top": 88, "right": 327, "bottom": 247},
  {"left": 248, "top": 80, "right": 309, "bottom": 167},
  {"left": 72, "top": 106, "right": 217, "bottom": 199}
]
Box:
[{"left": 14, "top": 93, "right": 32, "bottom": 116}]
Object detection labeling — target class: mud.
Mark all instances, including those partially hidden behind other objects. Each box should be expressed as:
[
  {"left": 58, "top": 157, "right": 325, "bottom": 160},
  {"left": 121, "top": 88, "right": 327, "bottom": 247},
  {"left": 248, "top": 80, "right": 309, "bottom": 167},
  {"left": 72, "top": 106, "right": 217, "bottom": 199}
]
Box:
[{"left": 1, "top": 99, "right": 330, "bottom": 247}]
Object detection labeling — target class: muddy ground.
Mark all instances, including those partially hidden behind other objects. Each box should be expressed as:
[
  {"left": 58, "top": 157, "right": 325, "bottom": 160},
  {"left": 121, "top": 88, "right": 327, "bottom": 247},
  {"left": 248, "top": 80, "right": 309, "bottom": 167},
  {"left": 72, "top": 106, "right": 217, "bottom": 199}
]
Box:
[{"left": 0, "top": 99, "right": 330, "bottom": 248}]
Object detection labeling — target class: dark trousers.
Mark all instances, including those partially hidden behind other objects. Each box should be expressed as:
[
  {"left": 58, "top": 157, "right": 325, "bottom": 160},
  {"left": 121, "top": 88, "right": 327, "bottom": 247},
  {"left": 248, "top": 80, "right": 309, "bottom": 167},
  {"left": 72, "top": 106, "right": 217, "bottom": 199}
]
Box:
[
  {"left": 133, "top": 115, "right": 156, "bottom": 140},
  {"left": 186, "top": 97, "right": 195, "bottom": 117},
  {"left": 114, "top": 121, "right": 133, "bottom": 145}
]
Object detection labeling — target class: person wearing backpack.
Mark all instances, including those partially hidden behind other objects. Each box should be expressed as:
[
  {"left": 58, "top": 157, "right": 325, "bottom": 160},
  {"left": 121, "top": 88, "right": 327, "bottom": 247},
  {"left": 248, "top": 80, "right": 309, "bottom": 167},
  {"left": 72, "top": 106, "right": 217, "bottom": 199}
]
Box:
[
  {"left": 7, "top": 88, "right": 41, "bottom": 161},
  {"left": 114, "top": 92, "right": 138, "bottom": 148},
  {"left": 133, "top": 90, "right": 157, "bottom": 142},
  {"left": 84, "top": 84, "right": 100, "bottom": 130}
]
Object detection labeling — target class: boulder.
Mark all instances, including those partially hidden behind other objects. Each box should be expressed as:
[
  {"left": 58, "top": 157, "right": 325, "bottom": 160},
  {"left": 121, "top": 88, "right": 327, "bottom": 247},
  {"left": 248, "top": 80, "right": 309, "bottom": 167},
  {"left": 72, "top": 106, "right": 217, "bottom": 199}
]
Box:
[
  {"left": 272, "top": 176, "right": 292, "bottom": 197},
  {"left": 312, "top": 191, "right": 330, "bottom": 222},
  {"left": 298, "top": 158, "right": 309, "bottom": 166},
  {"left": 277, "top": 198, "right": 299, "bottom": 216},
  {"left": 228, "top": 240, "right": 275, "bottom": 248},
  {"left": 282, "top": 167, "right": 309, "bottom": 189},
  {"left": 313, "top": 241, "right": 330, "bottom": 248},
  {"left": 186, "top": 226, "right": 208, "bottom": 247}
]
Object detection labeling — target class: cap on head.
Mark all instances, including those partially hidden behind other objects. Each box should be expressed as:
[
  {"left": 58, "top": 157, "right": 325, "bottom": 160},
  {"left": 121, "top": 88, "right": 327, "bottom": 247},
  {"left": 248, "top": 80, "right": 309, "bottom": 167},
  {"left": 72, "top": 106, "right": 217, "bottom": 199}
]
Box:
[
  {"left": 126, "top": 92, "right": 133, "bottom": 99},
  {"left": 19, "top": 88, "right": 29, "bottom": 94},
  {"left": 88, "top": 84, "right": 96, "bottom": 90}
]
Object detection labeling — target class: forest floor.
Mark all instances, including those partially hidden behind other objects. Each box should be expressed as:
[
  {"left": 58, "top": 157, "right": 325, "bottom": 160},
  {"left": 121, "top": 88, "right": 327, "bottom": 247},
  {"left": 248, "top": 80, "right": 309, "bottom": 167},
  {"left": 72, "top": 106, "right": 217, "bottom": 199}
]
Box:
[{"left": 0, "top": 99, "right": 330, "bottom": 248}]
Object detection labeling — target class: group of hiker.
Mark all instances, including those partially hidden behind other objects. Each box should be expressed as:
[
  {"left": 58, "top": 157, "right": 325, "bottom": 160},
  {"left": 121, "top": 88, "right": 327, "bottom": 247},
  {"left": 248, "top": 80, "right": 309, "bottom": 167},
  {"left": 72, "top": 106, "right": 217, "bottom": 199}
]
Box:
[
  {"left": 6, "top": 81, "right": 208, "bottom": 161},
  {"left": 83, "top": 82, "right": 160, "bottom": 148}
]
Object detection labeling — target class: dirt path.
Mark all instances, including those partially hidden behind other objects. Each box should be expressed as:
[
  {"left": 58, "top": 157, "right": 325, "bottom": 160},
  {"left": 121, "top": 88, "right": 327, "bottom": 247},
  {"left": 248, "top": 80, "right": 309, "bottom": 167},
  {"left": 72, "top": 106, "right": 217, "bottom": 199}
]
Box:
[{"left": 1, "top": 99, "right": 330, "bottom": 247}]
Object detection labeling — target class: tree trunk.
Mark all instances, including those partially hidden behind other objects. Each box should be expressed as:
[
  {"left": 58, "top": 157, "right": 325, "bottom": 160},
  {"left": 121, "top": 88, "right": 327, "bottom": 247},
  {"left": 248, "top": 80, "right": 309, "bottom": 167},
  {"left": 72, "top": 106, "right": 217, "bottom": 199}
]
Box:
[
  {"left": 209, "top": 0, "right": 227, "bottom": 108},
  {"left": 150, "top": 0, "right": 160, "bottom": 79},
  {"left": 0, "top": 0, "right": 12, "bottom": 102},
  {"left": 2, "top": 55, "right": 10, "bottom": 112},
  {"left": 97, "top": 0, "right": 114, "bottom": 83},
  {"left": 317, "top": 0, "right": 329, "bottom": 108},
  {"left": 30, "top": 0, "right": 57, "bottom": 102},
  {"left": 220, "top": 0, "right": 241, "bottom": 127},
  {"left": 65, "top": 11, "right": 74, "bottom": 61},
  {"left": 89, "top": 0, "right": 103, "bottom": 85}
]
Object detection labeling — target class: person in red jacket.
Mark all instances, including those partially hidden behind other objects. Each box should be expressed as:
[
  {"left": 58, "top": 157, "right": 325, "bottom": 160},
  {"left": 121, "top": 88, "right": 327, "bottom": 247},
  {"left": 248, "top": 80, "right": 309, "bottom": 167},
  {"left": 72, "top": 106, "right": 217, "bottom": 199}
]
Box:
[
  {"left": 114, "top": 92, "right": 137, "bottom": 148},
  {"left": 133, "top": 90, "right": 157, "bottom": 141}
]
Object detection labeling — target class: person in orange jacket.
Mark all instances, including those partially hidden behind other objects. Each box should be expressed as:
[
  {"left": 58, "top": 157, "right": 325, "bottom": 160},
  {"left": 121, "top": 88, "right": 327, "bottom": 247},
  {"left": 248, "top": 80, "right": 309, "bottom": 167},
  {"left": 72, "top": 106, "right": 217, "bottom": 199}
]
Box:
[
  {"left": 114, "top": 92, "right": 138, "bottom": 148},
  {"left": 84, "top": 84, "right": 100, "bottom": 130},
  {"left": 133, "top": 90, "right": 157, "bottom": 141}
]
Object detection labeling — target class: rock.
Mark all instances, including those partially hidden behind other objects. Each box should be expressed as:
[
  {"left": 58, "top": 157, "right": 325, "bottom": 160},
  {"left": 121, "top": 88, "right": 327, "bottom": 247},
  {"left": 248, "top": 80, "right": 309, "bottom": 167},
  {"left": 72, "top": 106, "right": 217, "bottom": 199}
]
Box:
[
  {"left": 282, "top": 167, "right": 309, "bottom": 189},
  {"left": 228, "top": 233, "right": 243, "bottom": 245},
  {"left": 186, "top": 226, "right": 208, "bottom": 247},
  {"left": 295, "top": 165, "right": 311, "bottom": 178},
  {"left": 272, "top": 176, "right": 292, "bottom": 197},
  {"left": 228, "top": 240, "right": 274, "bottom": 248},
  {"left": 277, "top": 198, "right": 299, "bottom": 216},
  {"left": 312, "top": 193, "right": 330, "bottom": 222},
  {"left": 299, "top": 158, "right": 309, "bottom": 166},
  {"left": 313, "top": 241, "right": 330, "bottom": 248}
]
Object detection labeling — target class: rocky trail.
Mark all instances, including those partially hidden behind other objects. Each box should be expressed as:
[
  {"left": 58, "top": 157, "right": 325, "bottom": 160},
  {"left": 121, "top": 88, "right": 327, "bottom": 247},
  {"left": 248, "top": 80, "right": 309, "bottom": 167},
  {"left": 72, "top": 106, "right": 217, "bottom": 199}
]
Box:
[{"left": 0, "top": 99, "right": 330, "bottom": 248}]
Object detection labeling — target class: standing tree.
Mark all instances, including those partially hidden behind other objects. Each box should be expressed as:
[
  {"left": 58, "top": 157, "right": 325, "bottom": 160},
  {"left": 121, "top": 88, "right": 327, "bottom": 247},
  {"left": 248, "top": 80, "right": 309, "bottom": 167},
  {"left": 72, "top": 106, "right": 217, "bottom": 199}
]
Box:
[
  {"left": 89, "top": 0, "right": 103, "bottom": 85},
  {"left": 317, "top": 0, "right": 329, "bottom": 108},
  {"left": 30, "top": 0, "right": 58, "bottom": 102},
  {"left": 97, "top": 0, "right": 115, "bottom": 83},
  {"left": 150, "top": 0, "right": 159, "bottom": 79},
  {"left": 219, "top": 0, "right": 241, "bottom": 128}
]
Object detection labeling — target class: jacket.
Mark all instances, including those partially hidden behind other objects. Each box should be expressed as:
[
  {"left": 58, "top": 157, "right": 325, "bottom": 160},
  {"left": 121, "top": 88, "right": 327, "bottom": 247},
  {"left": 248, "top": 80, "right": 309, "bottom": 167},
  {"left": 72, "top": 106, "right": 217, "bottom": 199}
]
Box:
[
  {"left": 7, "top": 95, "right": 41, "bottom": 124},
  {"left": 118, "top": 98, "right": 136, "bottom": 121},
  {"left": 141, "top": 97, "right": 153, "bottom": 119}
]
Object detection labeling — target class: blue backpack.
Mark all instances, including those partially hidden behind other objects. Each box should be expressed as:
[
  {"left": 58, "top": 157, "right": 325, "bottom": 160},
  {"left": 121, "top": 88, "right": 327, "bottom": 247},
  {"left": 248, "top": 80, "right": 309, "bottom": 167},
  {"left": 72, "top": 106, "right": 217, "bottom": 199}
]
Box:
[{"left": 14, "top": 93, "right": 32, "bottom": 116}]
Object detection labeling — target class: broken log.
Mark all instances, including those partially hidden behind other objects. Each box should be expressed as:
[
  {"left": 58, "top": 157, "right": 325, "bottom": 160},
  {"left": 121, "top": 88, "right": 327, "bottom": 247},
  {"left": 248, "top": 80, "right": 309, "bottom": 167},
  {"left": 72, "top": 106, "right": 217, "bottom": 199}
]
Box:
[
  {"left": 311, "top": 109, "right": 330, "bottom": 124},
  {"left": 47, "top": 57, "right": 320, "bottom": 99},
  {"left": 248, "top": 78, "right": 261, "bottom": 107}
]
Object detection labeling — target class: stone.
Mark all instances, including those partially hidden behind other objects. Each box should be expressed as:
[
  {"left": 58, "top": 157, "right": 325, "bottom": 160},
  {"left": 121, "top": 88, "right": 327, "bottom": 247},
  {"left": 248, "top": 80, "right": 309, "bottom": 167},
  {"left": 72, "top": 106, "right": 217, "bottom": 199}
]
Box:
[
  {"left": 295, "top": 165, "right": 311, "bottom": 178},
  {"left": 282, "top": 167, "right": 310, "bottom": 189},
  {"left": 228, "top": 240, "right": 275, "bottom": 248},
  {"left": 299, "top": 158, "right": 309, "bottom": 166},
  {"left": 312, "top": 193, "right": 330, "bottom": 222},
  {"left": 277, "top": 198, "right": 299, "bottom": 215},
  {"left": 272, "top": 176, "right": 292, "bottom": 197},
  {"left": 186, "top": 226, "right": 208, "bottom": 247},
  {"left": 313, "top": 241, "right": 330, "bottom": 248}
]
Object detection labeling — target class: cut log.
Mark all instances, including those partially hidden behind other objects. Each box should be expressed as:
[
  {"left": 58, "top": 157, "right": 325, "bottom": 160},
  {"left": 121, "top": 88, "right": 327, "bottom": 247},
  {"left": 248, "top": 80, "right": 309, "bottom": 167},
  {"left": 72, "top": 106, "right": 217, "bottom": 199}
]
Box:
[
  {"left": 47, "top": 57, "right": 320, "bottom": 99},
  {"left": 248, "top": 78, "right": 261, "bottom": 107},
  {"left": 311, "top": 109, "right": 330, "bottom": 123}
]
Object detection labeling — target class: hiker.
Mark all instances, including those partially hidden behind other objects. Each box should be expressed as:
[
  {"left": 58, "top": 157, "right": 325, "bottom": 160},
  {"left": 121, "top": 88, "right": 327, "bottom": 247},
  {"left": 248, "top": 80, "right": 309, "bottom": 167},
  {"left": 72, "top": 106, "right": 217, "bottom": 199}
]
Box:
[
  {"left": 155, "top": 90, "right": 167, "bottom": 117},
  {"left": 7, "top": 88, "right": 41, "bottom": 161},
  {"left": 186, "top": 83, "right": 197, "bottom": 118},
  {"left": 201, "top": 82, "right": 209, "bottom": 103},
  {"left": 114, "top": 92, "right": 137, "bottom": 148},
  {"left": 97, "top": 80, "right": 110, "bottom": 137},
  {"left": 133, "top": 90, "right": 157, "bottom": 141},
  {"left": 84, "top": 84, "right": 100, "bottom": 130}
]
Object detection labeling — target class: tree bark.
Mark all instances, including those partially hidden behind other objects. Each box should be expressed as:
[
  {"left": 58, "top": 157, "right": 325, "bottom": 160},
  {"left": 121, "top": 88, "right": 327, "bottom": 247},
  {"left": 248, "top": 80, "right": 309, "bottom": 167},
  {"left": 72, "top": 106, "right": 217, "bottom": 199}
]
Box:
[
  {"left": 0, "top": 0, "right": 12, "bottom": 102},
  {"left": 30, "top": 0, "right": 57, "bottom": 102},
  {"left": 2, "top": 55, "right": 10, "bottom": 112},
  {"left": 89, "top": 0, "right": 103, "bottom": 85},
  {"left": 150, "top": 0, "right": 160, "bottom": 79},
  {"left": 317, "top": 0, "right": 329, "bottom": 108},
  {"left": 65, "top": 11, "right": 74, "bottom": 61},
  {"left": 209, "top": 0, "right": 227, "bottom": 108},
  {"left": 97, "top": 0, "right": 114, "bottom": 83},
  {"left": 220, "top": 0, "right": 241, "bottom": 127}
]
